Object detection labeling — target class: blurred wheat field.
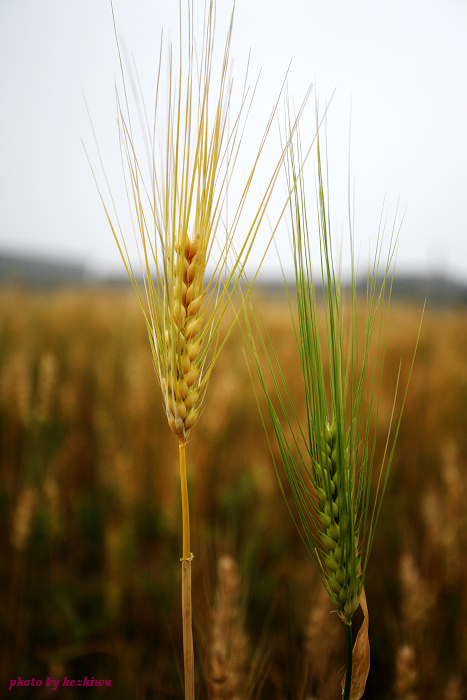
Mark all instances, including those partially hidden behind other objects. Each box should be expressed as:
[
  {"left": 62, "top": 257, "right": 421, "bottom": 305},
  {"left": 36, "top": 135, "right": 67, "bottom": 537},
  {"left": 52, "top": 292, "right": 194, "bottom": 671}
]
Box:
[{"left": 1, "top": 288, "right": 466, "bottom": 699}]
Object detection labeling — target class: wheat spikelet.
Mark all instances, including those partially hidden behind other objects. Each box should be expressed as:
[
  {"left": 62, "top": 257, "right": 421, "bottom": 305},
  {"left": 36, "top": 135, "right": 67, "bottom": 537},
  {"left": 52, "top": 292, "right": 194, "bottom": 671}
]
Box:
[
  {"left": 443, "top": 675, "right": 463, "bottom": 700},
  {"left": 33, "top": 352, "right": 57, "bottom": 425},
  {"left": 11, "top": 486, "right": 37, "bottom": 552},
  {"left": 439, "top": 439, "right": 464, "bottom": 584},
  {"left": 208, "top": 555, "right": 248, "bottom": 700},
  {"left": 422, "top": 440, "right": 465, "bottom": 585},
  {"left": 1, "top": 354, "right": 31, "bottom": 426},
  {"left": 395, "top": 645, "right": 419, "bottom": 700},
  {"left": 399, "top": 552, "right": 435, "bottom": 636}
]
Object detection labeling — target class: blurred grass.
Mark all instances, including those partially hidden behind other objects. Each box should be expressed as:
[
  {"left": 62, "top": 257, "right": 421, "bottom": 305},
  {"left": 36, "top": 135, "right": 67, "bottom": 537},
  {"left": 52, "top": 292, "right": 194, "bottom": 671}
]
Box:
[{"left": 1, "top": 287, "right": 466, "bottom": 698}]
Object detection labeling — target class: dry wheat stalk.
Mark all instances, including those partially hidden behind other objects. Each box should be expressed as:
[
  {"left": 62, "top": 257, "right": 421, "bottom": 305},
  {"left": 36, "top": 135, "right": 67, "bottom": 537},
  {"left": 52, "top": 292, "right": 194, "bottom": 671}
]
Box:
[{"left": 208, "top": 555, "right": 248, "bottom": 700}]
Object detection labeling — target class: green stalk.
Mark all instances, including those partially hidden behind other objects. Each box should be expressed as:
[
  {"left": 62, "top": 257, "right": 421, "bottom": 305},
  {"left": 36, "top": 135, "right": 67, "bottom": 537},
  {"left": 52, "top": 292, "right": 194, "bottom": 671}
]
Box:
[{"left": 343, "top": 622, "right": 353, "bottom": 700}]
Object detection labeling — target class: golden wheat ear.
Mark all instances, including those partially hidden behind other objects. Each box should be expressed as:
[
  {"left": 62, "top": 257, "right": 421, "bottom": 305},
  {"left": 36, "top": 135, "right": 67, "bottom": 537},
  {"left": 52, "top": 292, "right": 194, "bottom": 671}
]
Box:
[
  {"left": 85, "top": 2, "right": 312, "bottom": 698},
  {"left": 162, "top": 233, "right": 205, "bottom": 438}
]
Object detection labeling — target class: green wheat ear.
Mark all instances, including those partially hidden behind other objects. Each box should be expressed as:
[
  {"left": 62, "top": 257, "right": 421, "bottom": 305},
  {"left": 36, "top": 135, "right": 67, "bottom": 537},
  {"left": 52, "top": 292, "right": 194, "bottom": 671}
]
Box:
[{"left": 245, "top": 111, "right": 422, "bottom": 697}]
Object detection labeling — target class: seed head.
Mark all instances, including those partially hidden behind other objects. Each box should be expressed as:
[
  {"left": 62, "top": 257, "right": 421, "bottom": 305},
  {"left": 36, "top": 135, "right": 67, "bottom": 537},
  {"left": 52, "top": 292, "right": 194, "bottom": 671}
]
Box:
[
  {"left": 317, "top": 420, "right": 362, "bottom": 622},
  {"left": 86, "top": 1, "right": 310, "bottom": 444},
  {"left": 164, "top": 234, "right": 205, "bottom": 438}
]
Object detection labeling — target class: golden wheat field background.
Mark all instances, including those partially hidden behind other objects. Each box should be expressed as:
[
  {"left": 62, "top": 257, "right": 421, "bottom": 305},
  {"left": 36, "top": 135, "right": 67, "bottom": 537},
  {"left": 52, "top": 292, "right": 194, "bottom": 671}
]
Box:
[{"left": 1, "top": 287, "right": 466, "bottom": 699}]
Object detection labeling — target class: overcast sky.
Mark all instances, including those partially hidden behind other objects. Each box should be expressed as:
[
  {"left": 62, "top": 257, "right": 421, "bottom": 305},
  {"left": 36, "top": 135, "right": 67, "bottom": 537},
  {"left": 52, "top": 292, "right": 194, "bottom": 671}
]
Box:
[{"left": 1, "top": 0, "right": 466, "bottom": 283}]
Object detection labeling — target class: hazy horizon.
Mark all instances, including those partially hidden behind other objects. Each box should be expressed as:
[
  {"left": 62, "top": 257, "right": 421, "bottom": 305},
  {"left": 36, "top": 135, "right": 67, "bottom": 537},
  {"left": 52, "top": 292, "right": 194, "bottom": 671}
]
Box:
[{"left": 1, "top": 0, "right": 466, "bottom": 284}]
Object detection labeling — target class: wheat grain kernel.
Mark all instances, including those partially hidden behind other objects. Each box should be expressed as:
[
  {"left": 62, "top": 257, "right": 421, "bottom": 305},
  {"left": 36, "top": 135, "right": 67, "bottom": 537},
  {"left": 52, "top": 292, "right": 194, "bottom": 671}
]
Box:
[
  {"left": 167, "top": 395, "right": 176, "bottom": 415},
  {"left": 184, "top": 409, "right": 199, "bottom": 430},
  {"left": 174, "top": 302, "right": 187, "bottom": 328},
  {"left": 187, "top": 294, "right": 204, "bottom": 315},
  {"left": 188, "top": 340, "right": 202, "bottom": 361},
  {"left": 186, "top": 318, "right": 202, "bottom": 339},
  {"left": 189, "top": 237, "right": 200, "bottom": 259},
  {"left": 318, "top": 512, "right": 332, "bottom": 529},
  {"left": 325, "top": 500, "right": 339, "bottom": 519},
  {"left": 184, "top": 391, "right": 199, "bottom": 411},
  {"left": 181, "top": 353, "right": 191, "bottom": 374},
  {"left": 323, "top": 553, "right": 339, "bottom": 573},
  {"left": 339, "top": 587, "right": 348, "bottom": 605},
  {"left": 182, "top": 235, "right": 192, "bottom": 257},
  {"left": 321, "top": 533, "right": 337, "bottom": 551},
  {"left": 185, "top": 283, "right": 199, "bottom": 305},
  {"left": 187, "top": 257, "right": 199, "bottom": 283},
  {"left": 327, "top": 576, "right": 341, "bottom": 595},
  {"left": 174, "top": 280, "right": 188, "bottom": 304},
  {"left": 336, "top": 567, "right": 346, "bottom": 586},
  {"left": 178, "top": 379, "right": 189, "bottom": 399},
  {"left": 167, "top": 330, "right": 185, "bottom": 352},
  {"left": 184, "top": 366, "right": 200, "bottom": 386}
]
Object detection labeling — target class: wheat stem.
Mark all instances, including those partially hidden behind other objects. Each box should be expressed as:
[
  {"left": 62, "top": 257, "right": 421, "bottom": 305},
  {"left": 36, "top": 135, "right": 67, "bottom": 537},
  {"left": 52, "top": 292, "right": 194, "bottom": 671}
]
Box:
[
  {"left": 88, "top": 3, "right": 311, "bottom": 694},
  {"left": 343, "top": 621, "right": 353, "bottom": 700},
  {"left": 182, "top": 559, "right": 195, "bottom": 700}
]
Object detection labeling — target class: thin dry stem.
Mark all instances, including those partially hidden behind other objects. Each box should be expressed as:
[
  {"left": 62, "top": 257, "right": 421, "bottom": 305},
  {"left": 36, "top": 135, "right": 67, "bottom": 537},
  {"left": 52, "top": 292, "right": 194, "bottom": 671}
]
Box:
[
  {"left": 183, "top": 559, "right": 195, "bottom": 700},
  {"left": 179, "top": 440, "right": 194, "bottom": 699},
  {"left": 179, "top": 441, "right": 191, "bottom": 559}
]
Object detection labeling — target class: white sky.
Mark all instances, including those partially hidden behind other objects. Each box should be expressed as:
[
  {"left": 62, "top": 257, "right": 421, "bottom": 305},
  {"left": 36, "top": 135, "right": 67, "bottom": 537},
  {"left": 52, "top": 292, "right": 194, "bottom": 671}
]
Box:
[{"left": 1, "top": 0, "right": 466, "bottom": 283}]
